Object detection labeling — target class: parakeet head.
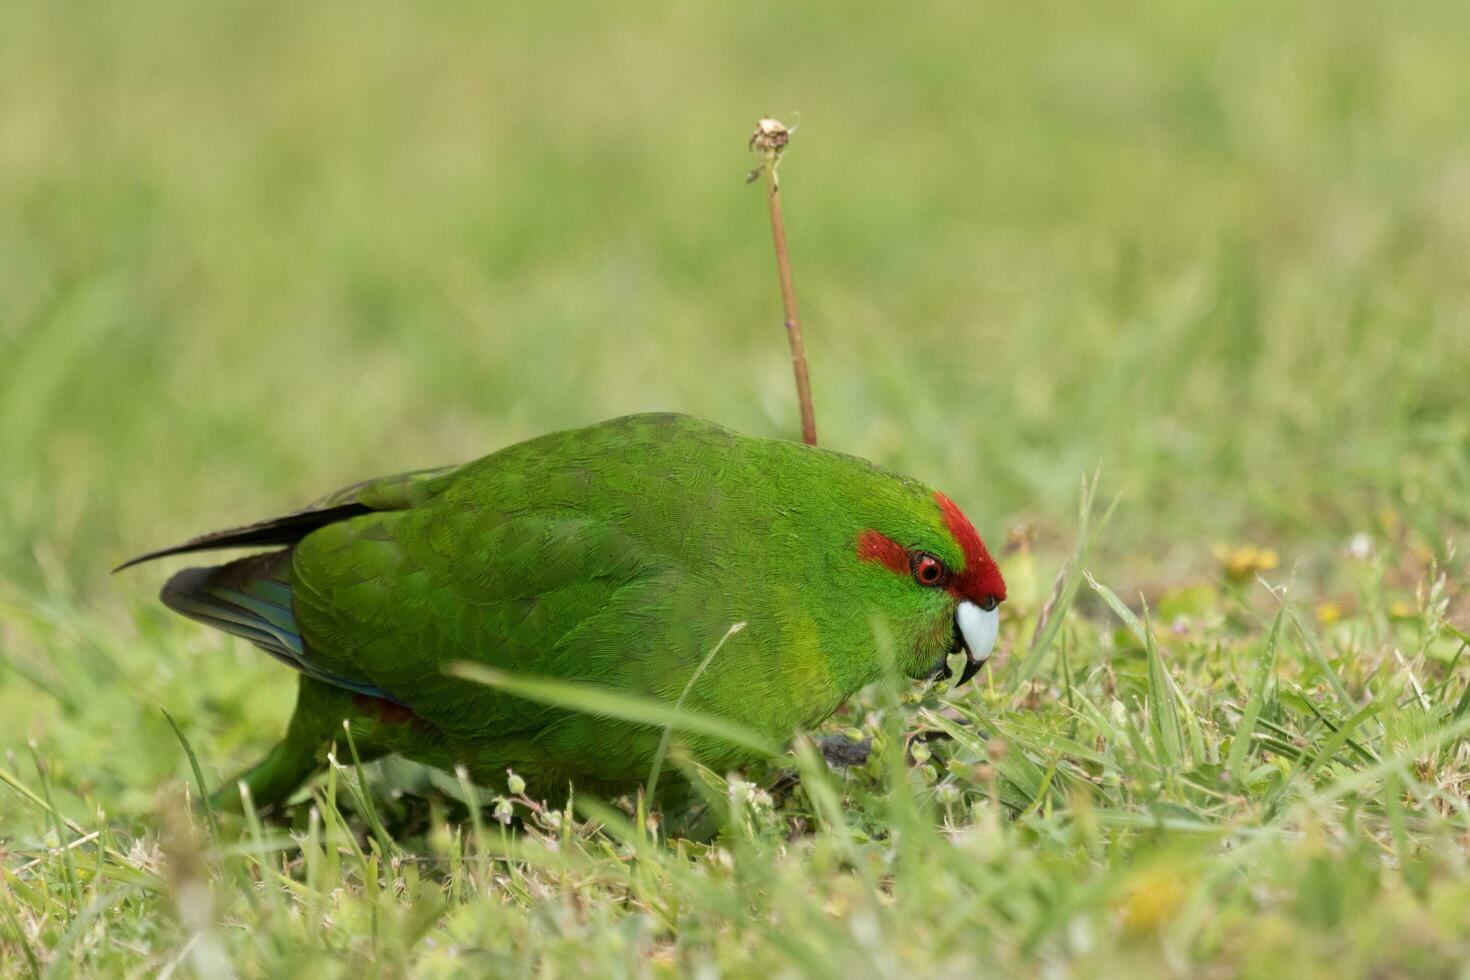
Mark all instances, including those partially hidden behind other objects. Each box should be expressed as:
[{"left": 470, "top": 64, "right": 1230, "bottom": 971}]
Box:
[{"left": 852, "top": 489, "right": 1007, "bottom": 686}]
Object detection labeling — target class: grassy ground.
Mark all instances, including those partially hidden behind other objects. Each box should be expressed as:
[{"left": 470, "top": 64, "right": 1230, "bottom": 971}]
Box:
[{"left": 3, "top": 0, "right": 1470, "bottom": 975}]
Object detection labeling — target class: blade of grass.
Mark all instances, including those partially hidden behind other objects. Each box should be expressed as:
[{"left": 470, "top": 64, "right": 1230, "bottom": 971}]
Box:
[
  {"left": 452, "top": 765, "right": 488, "bottom": 884},
  {"left": 1282, "top": 599, "right": 1356, "bottom": 714},
  {"left": 1142, "top": 601, "right": 1185, "bottom": 766},
  {"left": 1289, "top": 683, "right": 1378, "bottom": 765},
  {"left": 1088, "top": 576, "right": 1184, "bottom": 765},
  {"left": 1058, "top": 629, "right": 1077, "bottom": 739},
  {"left": 646, "top": 622, "right": 745, "bottom": 803},
  {"left": 237, "top": 782, "right": 288, "bottom": 927},
  {"left": 0, "top": 889, "right": 40, "bottom": 980},
  {"left": 448, "top": 663, "right": 780, "bottom": 758},
  {"left": 339, "top": 720, "right": 397, "bottom": 863},
  {"left": 1311, "top": 714, "right": 1470, "bottom": 805},
  {"left": 28, "top": 744, "right": 82, "bottom": 916},
  {"left": 787, "top": 735, "right": 853, "bottom": 845},
  {"left": 161, "top": 709, "right": 219, "bottom": 841},
  {"left": 1012, "top": 472, "right": 1117, "bottom": 686},
  {"left": 1451, "top": 641, "right": 1470, "bottom": 721},
  {"left": 1226, "top": 608, "right": 1284, "bottom": 777},
  {"left": 39, "top": 887, "right": 135, "bottom": 980},
  {"left": 1294, "top": 699, "right": 1384, "bottom": 788},
  {"left": 1017, "top": 757, "right": 1061, "bottom": 821}
]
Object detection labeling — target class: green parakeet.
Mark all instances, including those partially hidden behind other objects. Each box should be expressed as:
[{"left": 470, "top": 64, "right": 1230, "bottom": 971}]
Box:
[{"left": 120, "top": 414, "right": 1006, "bottom": 810}]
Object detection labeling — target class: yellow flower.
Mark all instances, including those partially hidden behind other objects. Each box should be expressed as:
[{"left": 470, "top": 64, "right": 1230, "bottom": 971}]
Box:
[
  {"left": 1377, "top": 505, "right": 1400, "bottom": 534},
  {"left": 1215, "top": 544, "right": 1280, "bottom": 581},
  {"left": 1119, "top": 867, "right": 1187, "bottom": 935},
  {"left": 1316, "top": 602, "right": 1341, "bottom": 625}
]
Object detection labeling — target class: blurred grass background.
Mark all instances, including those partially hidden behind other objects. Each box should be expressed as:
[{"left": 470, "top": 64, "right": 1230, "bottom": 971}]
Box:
[
  {"left": 3, "top": 0, "right": 1470, "bottom": 973},
  {"left": 4, "top": 0, "right": 1467, "bottom": 593}
]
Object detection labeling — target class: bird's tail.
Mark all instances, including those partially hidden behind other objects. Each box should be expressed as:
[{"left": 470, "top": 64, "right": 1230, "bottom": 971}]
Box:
[
  {"left": 163, "top": 554, "right": 406, "bottom": 815},
  {"left": 161, "top": 552, "right": 397, "bottom": 702},
  {"left": 161, "top": 551, "right": 306, "bottom": 669}
]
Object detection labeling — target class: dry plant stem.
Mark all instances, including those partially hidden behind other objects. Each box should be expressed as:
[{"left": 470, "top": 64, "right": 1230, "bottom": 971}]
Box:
[
  {"left": 750, "top": 116, "right": 817, "bottom": 447},
  {"left": 765, "top": 165, "right": 817, "bottom": 446}
]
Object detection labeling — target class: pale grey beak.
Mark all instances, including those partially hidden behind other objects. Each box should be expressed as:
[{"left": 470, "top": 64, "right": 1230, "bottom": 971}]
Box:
[{"left": 952, "top": 600, "right": 999, "bottom": 685}]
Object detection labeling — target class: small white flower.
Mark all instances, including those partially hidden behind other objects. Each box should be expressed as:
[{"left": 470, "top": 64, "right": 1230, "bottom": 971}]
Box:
[{"left": 727, "top": 778, "right": 751, "bottom": 807}]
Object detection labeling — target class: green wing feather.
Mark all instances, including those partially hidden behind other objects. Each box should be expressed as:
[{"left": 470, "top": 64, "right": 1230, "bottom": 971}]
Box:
[{"left": 288, "top": 503, "right": 670, "bottom": 737}]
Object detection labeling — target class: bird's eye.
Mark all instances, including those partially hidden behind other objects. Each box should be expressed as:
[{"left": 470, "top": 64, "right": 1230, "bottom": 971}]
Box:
[
  {"left": 911, "top": 552, "right": 946, "bottom": 587},
  {"left": 979, "top": 595, "right": 999, "bottom": 612}
]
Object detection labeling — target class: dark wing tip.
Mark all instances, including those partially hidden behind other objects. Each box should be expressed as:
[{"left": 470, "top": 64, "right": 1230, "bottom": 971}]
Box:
[
  {"left": 112, "top": 502, "right": 375, "bottom": 575},
  {"left": 113, "top": 543, "right": 207, "bottom": 573}
]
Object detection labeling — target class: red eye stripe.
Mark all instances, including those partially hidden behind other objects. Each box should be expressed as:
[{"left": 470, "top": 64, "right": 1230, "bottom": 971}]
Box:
[
  {"left": 856, "top": 529, "right": 908, "bottom": 576},
  {"left": 856, "top": 498, "right": 1005, "bottom": 604}
]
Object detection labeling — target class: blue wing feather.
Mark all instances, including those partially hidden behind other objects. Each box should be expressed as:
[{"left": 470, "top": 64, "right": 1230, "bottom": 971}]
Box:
[{"left": 162, "top": 553, "right": 404, "bottom": 704}]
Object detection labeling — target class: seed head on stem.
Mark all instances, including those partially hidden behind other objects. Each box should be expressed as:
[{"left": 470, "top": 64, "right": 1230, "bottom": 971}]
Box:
[{"left": 748, "top": 116, "right": 817, "bottom": 447}]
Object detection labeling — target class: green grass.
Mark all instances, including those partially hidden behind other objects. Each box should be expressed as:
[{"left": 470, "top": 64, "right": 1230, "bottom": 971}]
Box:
[{"left": 3, "top": 0, "right": 1470, "bottom": 974}]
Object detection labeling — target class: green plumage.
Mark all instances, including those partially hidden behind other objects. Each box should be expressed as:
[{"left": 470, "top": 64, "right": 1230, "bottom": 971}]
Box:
[{"left": 126, "top": 414, "right": 998, "bottom": 809}]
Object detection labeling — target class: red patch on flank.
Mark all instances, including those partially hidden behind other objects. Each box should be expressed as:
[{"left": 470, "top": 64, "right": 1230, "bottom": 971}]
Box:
[
  {"left": 857, "top": 528, "right": 908, "bottom": 575},
  {"left": 934, "top": 491, "right": 1007, "bottom": 604},
  {"left": 354, "top": 693, "right": 421, "bottom": 726}
]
